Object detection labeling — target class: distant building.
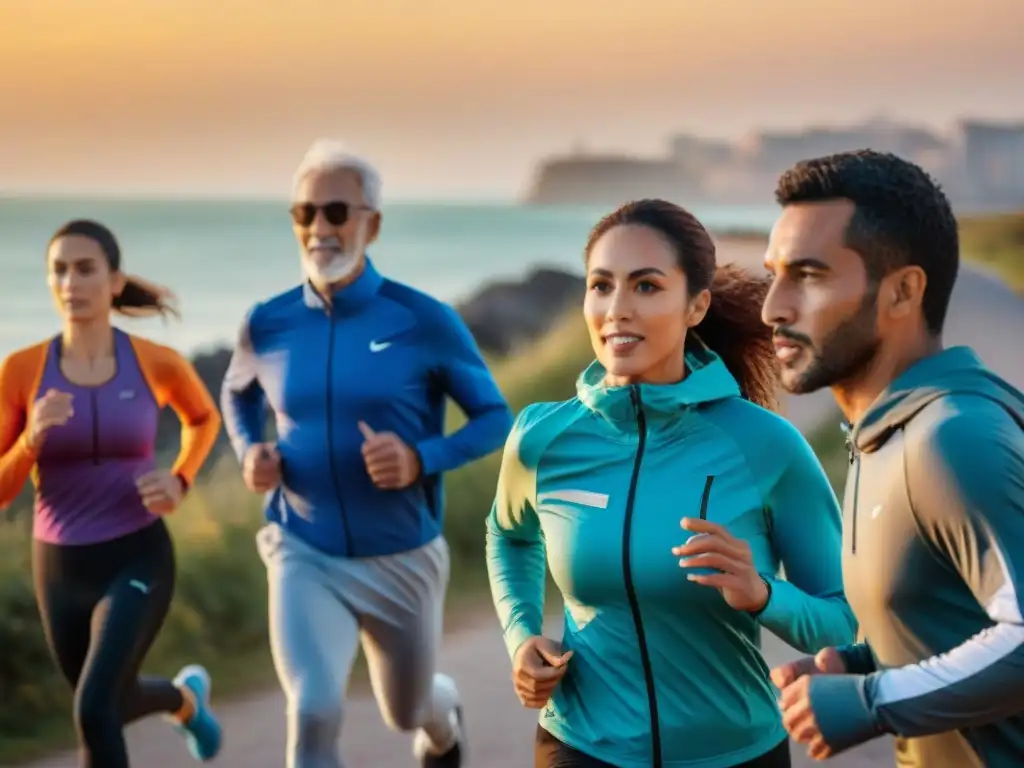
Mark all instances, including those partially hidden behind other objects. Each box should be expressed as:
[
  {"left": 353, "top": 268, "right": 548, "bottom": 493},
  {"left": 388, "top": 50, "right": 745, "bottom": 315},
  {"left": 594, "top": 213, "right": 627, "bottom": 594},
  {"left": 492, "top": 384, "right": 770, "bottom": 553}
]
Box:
[
  {"left": 734, "top": 118, "right": 947, "bottom": 173},
  {"left": 698, "top": 118, "right": 951, "bottom": 204},
  {"left": 951, "top": 120, "right": 1024, "bottom": 208},
  {"left": 668, "top": 134, "right": 733, "bottom": 175},
  {"left": 522, "top": 117, "right": 1024, "bottom": 210}
]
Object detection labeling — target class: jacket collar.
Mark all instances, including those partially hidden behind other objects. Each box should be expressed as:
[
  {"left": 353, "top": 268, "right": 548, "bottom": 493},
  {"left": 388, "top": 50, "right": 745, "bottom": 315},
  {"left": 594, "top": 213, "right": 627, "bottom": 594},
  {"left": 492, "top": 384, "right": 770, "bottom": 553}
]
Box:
[{"left": 302, "top": 255, "right": 384, "bottom": 313}]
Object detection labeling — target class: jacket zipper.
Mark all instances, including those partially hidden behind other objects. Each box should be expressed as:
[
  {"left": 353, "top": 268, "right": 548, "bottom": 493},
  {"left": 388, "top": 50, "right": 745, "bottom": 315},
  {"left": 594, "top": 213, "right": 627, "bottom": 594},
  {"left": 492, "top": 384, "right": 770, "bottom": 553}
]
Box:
[
  {"left": 325, "top": 309, "right": 354, "bottom": 555},
  {"left": 624, "top": 387, "right": 662, "bottom": 768},
  {"left": 842, "top": 423, "right": 860, "bottom": 555},
  {"left": 91, "top": 391, "right": 100, "bottom": 465}
]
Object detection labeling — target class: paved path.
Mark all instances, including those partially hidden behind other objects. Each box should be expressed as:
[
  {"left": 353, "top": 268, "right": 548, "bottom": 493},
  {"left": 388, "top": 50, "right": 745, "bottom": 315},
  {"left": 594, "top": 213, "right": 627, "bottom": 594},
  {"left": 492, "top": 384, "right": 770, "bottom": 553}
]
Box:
[
  {"left": 27, "top": 619, "right": 895, "bottom": 768},
  {"left": 29, "top": 246, "right": 1024, "bottom": 767}
]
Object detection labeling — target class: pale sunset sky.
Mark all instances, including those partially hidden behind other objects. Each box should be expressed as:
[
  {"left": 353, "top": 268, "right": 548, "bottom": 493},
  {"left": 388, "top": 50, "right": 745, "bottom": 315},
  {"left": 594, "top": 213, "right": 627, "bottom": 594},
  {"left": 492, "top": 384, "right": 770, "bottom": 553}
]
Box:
[{"left": 1, "top": 0, "right": 1022, "bottom": 200}]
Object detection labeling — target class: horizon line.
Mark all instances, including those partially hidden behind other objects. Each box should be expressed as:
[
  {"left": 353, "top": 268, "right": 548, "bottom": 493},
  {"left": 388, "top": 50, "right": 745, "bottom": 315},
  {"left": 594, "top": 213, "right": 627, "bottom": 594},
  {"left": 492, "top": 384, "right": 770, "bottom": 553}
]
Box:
[{"left": 0, "top": 191, "right": 521, "bottom": 206}]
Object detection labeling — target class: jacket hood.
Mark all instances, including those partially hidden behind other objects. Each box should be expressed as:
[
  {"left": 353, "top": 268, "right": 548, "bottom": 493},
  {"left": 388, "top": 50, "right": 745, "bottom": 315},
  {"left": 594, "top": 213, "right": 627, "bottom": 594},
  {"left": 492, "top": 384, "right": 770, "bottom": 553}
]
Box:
[
  {"left": 577, "top": 345, "right": 740, "bottom": 429},
  {"left": 853, "top": 346, "right": 1024, "bottom": 453}
]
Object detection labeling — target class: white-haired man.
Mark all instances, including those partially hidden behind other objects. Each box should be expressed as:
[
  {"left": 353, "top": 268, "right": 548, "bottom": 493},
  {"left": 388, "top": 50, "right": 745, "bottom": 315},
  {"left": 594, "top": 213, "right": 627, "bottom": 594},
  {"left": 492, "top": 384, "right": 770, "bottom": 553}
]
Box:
[{"left": 221, "top": 139, "right": 514, "bottom": 767}]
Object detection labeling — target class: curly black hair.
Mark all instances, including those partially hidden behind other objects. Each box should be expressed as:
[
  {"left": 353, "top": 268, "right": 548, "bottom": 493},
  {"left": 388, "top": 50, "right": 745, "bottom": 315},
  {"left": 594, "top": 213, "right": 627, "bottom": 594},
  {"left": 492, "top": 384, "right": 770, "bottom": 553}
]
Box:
[{"left": 774, "top": 149, "right": 959, "bottom": 336}]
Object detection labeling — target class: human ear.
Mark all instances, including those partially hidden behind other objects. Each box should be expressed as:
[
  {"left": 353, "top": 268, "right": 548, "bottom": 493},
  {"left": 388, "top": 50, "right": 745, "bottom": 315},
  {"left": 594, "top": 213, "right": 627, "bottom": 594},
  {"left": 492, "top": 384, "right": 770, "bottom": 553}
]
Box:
[
  {"left": 685, "top": 288, "right": 711, "bottom": 328},
  {"left": 886, "top": 266, "right": 926, "bottom": 320},
  {"left": 109, "top": 268, "right": 127, "bottom": 297}
]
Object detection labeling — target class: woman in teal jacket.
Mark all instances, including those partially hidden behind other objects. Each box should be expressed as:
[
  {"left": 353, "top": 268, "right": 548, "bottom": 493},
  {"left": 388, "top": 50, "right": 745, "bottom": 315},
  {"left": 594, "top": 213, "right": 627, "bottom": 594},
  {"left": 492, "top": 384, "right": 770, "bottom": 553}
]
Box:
[{"left": 486, "top": 199, "right": 856, "bottom": 768}]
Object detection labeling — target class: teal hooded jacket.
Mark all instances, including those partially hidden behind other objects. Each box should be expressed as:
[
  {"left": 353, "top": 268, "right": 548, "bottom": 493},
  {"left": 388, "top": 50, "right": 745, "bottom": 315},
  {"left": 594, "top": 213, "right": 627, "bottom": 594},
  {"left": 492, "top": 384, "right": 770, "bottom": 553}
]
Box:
[{"left": 486, "top": 348, "right": 857, "bottom": 768}]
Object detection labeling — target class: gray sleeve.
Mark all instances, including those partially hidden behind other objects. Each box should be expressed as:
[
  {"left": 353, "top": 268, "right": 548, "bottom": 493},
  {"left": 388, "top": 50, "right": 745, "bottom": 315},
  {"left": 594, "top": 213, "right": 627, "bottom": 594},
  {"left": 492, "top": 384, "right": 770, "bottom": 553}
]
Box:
[{"left": 810, "top": 402, "right": 1024, "bottom": 752}]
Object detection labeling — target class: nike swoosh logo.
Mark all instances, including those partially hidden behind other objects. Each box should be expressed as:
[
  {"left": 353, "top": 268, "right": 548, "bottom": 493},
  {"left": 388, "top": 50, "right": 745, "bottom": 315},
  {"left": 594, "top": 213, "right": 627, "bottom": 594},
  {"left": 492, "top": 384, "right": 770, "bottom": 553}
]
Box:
[{"left": 369, "top": 340, "right": 392, "bottom": 352}]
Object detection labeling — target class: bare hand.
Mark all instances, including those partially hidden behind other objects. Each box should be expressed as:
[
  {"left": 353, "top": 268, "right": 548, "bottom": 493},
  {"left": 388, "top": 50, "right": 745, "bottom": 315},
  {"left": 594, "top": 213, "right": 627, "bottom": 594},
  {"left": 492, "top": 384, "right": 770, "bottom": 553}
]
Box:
[
  {"left": 243, "top": 443, "right": 281, "bottom": 493},
  {"left": 358, "top": 421, "right": 420, "bottom": 490},
  {"left": 28, "top": 389, "right": 74, "bottom": 450},
  {"left": 136, "top": 470, "right": 185, "bottom": 515},
  {"left": 770, "top": 646, "right": 846, "bottom": 690},
  {"left": 672, "top": 517, "right": 769, "bottom": 612},
  {"left": 780, "top": 674, "right": 834, "bottom": 760},
  {"left": 512, "top": 636, "right": 574, "bottom": 709}
]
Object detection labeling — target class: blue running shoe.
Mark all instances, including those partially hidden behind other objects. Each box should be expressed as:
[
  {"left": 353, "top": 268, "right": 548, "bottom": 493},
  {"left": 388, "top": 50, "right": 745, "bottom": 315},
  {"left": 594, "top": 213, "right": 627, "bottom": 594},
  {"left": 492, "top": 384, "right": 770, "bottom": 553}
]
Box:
[{"left": 172, "top": 664, "right": 223, "bottom": 761}]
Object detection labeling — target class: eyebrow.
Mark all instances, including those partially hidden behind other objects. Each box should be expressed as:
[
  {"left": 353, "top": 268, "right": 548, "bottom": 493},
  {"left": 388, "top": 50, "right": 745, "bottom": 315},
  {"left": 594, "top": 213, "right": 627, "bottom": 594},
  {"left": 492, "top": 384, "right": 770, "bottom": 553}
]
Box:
[
  {"left": 764, "top": 257, "right": 832, "bottom": 272},
  {"left": 589, "top": 267, "right": 667, "bottom": 279},
  {"left": 50, "top": 255, "right": 100, "bottom": 267}
]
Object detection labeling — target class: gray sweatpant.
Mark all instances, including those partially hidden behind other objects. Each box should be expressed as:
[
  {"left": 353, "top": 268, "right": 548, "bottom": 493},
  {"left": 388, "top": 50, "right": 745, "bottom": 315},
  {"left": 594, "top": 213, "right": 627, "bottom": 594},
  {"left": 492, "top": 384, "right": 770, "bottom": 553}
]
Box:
[{"left": 256, "top": 523, "right": 461, "bottom": 768}]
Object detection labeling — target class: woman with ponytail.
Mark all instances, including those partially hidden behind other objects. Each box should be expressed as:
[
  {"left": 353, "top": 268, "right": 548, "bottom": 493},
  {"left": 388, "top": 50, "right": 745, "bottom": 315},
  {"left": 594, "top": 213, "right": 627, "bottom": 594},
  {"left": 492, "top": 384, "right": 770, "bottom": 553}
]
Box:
[
  {"left": 486, "top": 199, "right": 855, "bottom": 768},
  {"left": 0, "top": 219, "right": 223, "bottom": 766}
]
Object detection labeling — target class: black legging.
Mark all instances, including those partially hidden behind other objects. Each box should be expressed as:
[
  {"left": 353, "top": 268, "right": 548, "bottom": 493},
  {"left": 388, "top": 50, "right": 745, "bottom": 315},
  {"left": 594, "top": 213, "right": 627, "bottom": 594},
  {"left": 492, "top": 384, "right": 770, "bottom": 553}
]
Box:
[
  {"left": 32, "top": 519, "right": 185, "bottom": 768},
  {"left": 535, "top": 725, "right": 792, "bottom": 768}
]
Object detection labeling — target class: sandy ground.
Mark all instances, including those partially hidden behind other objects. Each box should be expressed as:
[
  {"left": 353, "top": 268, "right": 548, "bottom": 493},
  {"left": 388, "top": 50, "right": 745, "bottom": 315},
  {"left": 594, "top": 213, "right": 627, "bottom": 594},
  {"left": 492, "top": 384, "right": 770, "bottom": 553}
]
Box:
[{"left": 26, "top": 241, "right": 1024, "bottom": 767}]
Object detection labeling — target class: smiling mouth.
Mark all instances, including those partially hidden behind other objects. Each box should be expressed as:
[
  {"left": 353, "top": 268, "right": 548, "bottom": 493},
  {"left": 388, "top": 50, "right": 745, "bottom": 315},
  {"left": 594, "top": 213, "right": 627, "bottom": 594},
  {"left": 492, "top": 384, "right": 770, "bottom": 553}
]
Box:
[{"left": 604, "top": 333, "right": 644, "bottom": 353}]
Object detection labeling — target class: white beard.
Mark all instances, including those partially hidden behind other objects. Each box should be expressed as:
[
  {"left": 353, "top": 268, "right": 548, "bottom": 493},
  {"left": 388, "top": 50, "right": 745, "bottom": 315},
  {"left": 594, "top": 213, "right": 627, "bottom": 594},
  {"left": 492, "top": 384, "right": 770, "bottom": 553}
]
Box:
[
  {"left": 300, "top": 226, "right": 365, "bottom": 286},
  {"left": 302, "top": 249, "right": 361, "bottom": 284}
]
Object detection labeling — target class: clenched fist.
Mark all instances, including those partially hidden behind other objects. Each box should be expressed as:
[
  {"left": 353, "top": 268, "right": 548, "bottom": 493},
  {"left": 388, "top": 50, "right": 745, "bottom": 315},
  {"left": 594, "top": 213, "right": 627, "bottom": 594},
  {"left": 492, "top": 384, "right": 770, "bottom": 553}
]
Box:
[
  {"left": 28, "top": 389, "right": 74, "bottom": 450},
  {"left": 770, "top": 646, "right": 846, "bottom": 690},
  {"left": 512, "top": 636, "right": 574, "bottom": 709},
  {"left": 136, "top": 470, "right": 185, "bottom": 515},
  {"left": 358, "top": 421, "right": 420, "bottom": 490},
  {"left": 774, "top": 648, "right": 847, "bottom": 761},
  {"left": 243, "top": 443, "right": 282, "bottom": 493}
]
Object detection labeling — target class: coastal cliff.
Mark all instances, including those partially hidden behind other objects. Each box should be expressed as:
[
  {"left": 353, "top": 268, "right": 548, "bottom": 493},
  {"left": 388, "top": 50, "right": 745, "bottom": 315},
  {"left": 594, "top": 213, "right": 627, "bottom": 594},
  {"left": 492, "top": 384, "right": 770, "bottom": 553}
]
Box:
[{"left": 523, "top": 153, "right": 705, "bottom": 206}]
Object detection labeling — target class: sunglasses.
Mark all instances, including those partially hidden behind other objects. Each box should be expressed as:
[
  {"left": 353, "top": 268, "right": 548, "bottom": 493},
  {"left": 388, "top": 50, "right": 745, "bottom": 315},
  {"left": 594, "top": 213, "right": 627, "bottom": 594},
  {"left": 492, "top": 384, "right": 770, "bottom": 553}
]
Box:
[{"left": 289, "top": 201, "right": 373, "bottom": 228}]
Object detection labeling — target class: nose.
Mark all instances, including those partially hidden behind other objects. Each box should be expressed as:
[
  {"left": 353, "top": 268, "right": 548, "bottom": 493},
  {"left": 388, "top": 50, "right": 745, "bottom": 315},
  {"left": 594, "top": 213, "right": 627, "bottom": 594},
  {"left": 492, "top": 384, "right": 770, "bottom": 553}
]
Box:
[
  {"left": 310, "top": 208, "right": 334, "bottom": 238},
  {"left": 56, "top": 271, "right": 78, "bottom": 292},
  {"left": 761, "top": 277, "right": 795, "bottom": 329},
  {"left": 605, "top": 285, "right": 633, "bottom": 321}
]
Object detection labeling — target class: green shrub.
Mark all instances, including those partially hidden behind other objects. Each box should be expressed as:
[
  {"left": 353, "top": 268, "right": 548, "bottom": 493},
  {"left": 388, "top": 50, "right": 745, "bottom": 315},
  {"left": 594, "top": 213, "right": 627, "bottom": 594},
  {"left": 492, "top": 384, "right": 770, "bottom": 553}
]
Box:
[{"left": 959, "top": 210, "right": 1024, "bottom": 292}]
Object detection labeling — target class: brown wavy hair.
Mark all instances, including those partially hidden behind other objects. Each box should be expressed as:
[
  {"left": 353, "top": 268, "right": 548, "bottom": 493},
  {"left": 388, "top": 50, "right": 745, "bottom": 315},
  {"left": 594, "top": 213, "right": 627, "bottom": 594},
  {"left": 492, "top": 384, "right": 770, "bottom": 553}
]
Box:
[
  {"left": 584, "top": 199, "right": 779, "bottom": 411},
  {"left": 49, "top": 219, "right": 180, "bottom": 320}
]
